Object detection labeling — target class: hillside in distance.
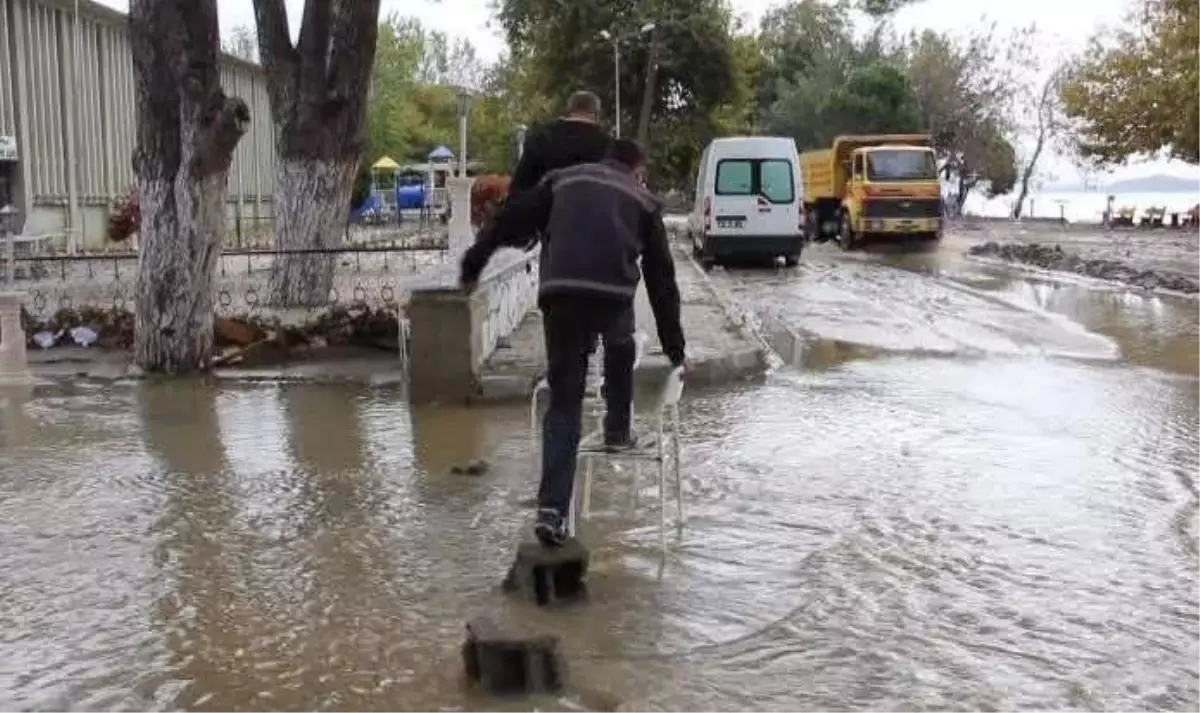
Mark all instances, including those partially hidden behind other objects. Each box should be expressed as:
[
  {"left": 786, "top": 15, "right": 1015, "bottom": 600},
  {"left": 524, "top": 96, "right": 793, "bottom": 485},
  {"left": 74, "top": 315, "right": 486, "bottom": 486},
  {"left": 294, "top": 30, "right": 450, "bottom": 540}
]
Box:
[
  {"left": 1106, "top": 174, "right": 1200, "bottom": 194},
  {"left": 1045, "top": 174, "right": 1200, "bottom": 194}
]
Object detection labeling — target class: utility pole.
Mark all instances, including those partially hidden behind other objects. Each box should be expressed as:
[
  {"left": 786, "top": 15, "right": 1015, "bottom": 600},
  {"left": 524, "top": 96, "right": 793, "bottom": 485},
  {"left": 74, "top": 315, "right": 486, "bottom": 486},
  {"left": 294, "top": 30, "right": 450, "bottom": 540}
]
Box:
[
  {"left": 635, "top": 23, "right": 661, "bottom": 145},
  {"left": 613, "top": 41, "right": 621, "bottom": 137},
  {"left": 600, "top": 23, "right": 654, "bottom": 139}
]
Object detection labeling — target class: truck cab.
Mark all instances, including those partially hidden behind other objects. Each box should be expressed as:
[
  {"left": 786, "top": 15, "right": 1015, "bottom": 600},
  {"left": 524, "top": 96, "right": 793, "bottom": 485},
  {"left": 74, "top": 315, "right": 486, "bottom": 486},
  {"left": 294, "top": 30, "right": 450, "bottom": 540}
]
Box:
[{"left": 801, "top": 134, "right": 942, "bottom": 250}]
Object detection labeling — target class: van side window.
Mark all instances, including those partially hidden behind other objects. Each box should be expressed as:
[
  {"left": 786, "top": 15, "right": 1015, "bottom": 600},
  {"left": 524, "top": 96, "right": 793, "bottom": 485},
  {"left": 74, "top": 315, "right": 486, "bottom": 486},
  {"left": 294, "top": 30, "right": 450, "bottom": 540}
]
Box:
[
  {"left": 759, "top": 160, "right": 795, "bottom": 203},
  {"left": 715, "top": 160, "right": 753, "bottom": 195}
]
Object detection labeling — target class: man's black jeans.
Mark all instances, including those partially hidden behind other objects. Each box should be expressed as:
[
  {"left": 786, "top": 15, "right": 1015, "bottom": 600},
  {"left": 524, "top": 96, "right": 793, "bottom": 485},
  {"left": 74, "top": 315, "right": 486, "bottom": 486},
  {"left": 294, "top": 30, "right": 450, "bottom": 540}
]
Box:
[
  {"left": 599, "top": 306, "right": 636, "bottom": 440},
  {"left": 538, "top": 294, "right": 629, "bottom": 517}
]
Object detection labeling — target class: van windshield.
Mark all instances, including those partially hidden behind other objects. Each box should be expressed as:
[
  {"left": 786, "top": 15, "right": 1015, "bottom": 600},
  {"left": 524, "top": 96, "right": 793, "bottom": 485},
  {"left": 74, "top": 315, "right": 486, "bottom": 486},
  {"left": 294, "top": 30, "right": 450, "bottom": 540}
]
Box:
[
  {"left": 715, "top": 159, "right": 795, "bottom": 203},
  {"left": 865, "top": 150, "right": 937, "bottom": 181}
]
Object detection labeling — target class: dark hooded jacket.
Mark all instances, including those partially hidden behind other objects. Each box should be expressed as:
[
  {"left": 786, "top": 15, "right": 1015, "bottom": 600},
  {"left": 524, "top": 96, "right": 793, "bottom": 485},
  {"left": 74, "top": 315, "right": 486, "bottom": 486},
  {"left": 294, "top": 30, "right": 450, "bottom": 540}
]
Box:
[{"left": 510, "top": 117, "right": 613, "bottom": 193}]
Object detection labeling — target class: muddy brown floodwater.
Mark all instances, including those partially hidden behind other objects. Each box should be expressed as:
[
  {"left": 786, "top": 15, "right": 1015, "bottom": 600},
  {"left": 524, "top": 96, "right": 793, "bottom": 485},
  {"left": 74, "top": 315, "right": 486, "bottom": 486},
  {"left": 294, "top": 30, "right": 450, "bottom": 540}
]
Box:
[{"left": 1, "top": 229, "right": 1197, "bottom": 711}]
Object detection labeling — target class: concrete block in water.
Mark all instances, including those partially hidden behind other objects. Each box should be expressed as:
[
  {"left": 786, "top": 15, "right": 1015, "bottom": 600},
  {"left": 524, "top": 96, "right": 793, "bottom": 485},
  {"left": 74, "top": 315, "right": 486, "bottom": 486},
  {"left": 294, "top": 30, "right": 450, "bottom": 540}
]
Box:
[
  {"left": 502, "top": 538, "right": 589, "bottom": 606},
  {"left": 461, "top": 616, "right": 565, "bottom": 695}
]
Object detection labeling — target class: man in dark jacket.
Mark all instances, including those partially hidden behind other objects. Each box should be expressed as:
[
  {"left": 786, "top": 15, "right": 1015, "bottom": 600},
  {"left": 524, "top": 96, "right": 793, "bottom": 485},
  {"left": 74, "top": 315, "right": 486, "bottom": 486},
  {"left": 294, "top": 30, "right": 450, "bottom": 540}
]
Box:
[
  {"left": 460, "top": 139, "right": 686, "bottom": 547},
  {"left": 510, "top": 91, "right": 612, "bottom": 193},
  {"left": 510, "top": 91, "right": 642, "bottom": 450}
]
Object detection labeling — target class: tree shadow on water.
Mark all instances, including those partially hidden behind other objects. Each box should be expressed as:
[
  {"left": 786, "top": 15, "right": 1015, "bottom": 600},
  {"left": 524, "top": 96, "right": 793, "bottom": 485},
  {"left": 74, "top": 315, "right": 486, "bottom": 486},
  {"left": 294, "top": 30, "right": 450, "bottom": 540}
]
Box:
[{"left": 136, "top": 378, "right": 260, "bottom": 710}]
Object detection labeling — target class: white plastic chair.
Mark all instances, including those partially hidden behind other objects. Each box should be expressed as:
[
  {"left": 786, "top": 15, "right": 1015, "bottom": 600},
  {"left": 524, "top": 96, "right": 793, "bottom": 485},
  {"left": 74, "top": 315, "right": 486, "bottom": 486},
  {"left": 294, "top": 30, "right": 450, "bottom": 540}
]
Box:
[
  {"left": 528, "top": 331, "right": 648, "bottom": 465},
  {"left": 571, "top": 365, "right": 686, "bottom": 555}
]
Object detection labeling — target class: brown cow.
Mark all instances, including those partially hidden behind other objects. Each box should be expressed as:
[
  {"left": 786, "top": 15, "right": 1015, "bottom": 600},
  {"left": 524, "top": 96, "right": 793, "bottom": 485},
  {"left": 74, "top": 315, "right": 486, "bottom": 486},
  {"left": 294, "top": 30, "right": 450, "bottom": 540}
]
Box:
[{"left": 470, "top": 174, "right": 512, "bottom": 237}]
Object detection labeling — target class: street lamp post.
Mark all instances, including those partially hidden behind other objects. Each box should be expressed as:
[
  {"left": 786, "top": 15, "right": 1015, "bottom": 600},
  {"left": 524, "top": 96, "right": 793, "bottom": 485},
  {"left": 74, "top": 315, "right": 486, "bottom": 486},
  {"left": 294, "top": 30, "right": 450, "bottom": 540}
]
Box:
[
  {"left": 598, "top": 22, "right": 655, "bottom": 139},
  {"left": 513, "top": 123, "right": 528, "bottom": 164},
  {"left": 456, "top": 87, "right": 472, "bottom": 177}
]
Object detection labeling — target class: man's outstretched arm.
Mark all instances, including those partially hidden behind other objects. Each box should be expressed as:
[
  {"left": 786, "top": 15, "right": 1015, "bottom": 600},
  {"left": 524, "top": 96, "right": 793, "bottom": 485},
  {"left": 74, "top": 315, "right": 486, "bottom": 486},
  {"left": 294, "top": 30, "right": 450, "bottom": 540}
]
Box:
[
  {"left": 459, "top": 181, "right": 553, "bottom": 289},
  {"left": 509, "top": 130, "right": 544, "bottom": 192},
  {"left": 639, "top": 209, "right": 686, "bottom": 366}
]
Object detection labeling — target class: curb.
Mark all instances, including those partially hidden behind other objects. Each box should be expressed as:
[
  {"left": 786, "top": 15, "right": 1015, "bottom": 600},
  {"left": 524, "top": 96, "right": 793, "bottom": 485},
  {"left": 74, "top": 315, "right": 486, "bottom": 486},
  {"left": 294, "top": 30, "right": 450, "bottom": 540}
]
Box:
[{"left": 666, "top": 228, "right": 782, "bottom": 372}]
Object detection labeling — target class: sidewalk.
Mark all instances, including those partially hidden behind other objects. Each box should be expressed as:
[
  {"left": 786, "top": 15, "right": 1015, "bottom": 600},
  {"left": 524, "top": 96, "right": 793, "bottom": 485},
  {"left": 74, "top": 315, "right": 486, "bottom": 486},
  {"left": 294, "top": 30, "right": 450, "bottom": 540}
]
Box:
[{"left": 476, "top": 243, "right": 769, "bottom": 401}]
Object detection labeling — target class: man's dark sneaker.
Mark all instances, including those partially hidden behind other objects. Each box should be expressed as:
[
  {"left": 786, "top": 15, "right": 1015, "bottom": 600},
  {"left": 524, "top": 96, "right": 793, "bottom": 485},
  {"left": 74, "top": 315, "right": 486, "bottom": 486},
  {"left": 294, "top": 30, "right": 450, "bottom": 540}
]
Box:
[
  {"left": 603, "top": 432, "right": 639, "bottom": 452},
  {"left": 534, "top": 508, "right": 568, "bottom": 548}
]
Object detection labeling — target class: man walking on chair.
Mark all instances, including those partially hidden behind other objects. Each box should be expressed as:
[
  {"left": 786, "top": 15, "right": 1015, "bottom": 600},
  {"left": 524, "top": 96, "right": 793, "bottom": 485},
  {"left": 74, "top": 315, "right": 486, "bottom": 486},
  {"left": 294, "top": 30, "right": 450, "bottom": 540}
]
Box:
[
  {"left": 460, "top": 139, "right": 686, "bottom": 547},
  {"left": 510, "top": 90, "right": 641, "bottom": 450}
]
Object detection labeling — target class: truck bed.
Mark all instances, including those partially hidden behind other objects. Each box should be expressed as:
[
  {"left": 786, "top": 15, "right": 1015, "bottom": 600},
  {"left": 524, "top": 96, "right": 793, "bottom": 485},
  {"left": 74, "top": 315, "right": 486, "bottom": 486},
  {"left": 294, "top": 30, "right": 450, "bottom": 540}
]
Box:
[{"left": 799, "top": 149, "right": 837, "bottom": 201}]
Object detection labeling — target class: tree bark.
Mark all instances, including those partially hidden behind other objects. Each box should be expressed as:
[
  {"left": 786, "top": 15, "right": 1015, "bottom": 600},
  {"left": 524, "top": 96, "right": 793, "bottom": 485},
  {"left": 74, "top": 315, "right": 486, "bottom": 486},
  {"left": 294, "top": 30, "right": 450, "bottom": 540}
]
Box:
[
  {"left": 130, "top": 0, "right": 249, "bottom": 374},
  {"left": 1011, "top": 76, "right": 1055, "bottom": 220},
  {"left": 268, "top": 158, "right": 357, "bottom": 304},
  {"left": 635, "top": 25, "right": 661, "bottom": 146},
  {"left": 955, "top": 173, "right": 973, "bottom": 215},
  {"left": 253, "top": 0, "right": 382, "bottom": 307},
  {"left": 1010, "top": 132, "right": 1045, "bottom": 220}
]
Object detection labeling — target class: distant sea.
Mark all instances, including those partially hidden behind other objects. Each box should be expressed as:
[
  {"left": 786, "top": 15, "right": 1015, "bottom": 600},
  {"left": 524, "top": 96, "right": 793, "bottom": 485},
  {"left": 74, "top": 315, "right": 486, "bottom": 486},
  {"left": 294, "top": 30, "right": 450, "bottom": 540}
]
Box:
[{"left": 962, "top": 190, "right": 1199, "bottom": 224}]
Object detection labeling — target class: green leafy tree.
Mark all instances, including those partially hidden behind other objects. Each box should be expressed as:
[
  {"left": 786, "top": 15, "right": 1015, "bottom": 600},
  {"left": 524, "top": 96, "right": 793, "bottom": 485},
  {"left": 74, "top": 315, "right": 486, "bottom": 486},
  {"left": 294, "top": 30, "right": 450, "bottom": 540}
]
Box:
[
  {"left": 764, "top": 60, "right": 923, "bottom": 150},
  {"left": 495, "top": 0, "right": 737, "bottom": 179},
  {"left": 903, "top": 26, "right": 1024, "bottom": 209},
  {"left": 1061, "top": 0, "right": 1199, "bottom": 164},
  {"left": 754, "top": 0, "right": 858, "bottom": 115}
]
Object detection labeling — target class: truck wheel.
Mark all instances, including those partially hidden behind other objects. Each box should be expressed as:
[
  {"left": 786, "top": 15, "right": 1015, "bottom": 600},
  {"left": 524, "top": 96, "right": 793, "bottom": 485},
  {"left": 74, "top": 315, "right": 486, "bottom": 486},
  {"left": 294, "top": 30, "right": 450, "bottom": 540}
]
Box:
[
  {"left": 805, "top": 208, "right": 823, "bottom": 242},
  {"left": 839, "top": 213, "right": 858, "bottom": 251}
]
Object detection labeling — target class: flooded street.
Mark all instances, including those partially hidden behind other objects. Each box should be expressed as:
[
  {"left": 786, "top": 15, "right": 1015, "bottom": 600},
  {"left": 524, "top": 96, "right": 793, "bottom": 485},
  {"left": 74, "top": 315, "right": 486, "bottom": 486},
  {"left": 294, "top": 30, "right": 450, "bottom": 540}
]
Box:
[{"left": 1, "top": 232, "right": 1196, "bottom": 710}]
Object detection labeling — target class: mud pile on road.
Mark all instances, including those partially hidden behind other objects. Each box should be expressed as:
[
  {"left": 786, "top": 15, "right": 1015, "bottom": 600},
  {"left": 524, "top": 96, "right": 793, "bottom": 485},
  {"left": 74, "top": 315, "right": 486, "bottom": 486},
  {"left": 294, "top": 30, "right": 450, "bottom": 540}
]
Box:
[{"left": 968, "top": 241, "right": 1199, "bottom": 294}]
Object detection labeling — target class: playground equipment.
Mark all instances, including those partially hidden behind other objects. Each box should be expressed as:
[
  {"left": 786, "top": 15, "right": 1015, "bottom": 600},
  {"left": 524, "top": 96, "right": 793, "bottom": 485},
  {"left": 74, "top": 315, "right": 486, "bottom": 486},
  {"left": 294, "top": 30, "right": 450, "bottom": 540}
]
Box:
[{"left": 358, "top": 147, "right": 463, "bottom": 226}]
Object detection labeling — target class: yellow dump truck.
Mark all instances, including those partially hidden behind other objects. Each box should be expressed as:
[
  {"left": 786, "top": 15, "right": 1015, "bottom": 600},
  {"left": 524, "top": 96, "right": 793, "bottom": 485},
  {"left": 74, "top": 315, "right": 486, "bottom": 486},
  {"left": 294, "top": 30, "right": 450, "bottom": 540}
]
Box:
[{"left": 799, "top": 134, "right": 942, "bottom": 250}]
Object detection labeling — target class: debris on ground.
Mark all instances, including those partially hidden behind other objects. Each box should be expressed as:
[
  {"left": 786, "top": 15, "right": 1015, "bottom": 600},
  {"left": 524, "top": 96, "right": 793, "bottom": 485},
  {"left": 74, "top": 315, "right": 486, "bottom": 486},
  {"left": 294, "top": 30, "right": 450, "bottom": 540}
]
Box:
[
  {"left": 8, "top": 305, "right": 405, "bottom": 368},
  {"left": 968, "top": 241, "right": 1199, "bottom": 294}
]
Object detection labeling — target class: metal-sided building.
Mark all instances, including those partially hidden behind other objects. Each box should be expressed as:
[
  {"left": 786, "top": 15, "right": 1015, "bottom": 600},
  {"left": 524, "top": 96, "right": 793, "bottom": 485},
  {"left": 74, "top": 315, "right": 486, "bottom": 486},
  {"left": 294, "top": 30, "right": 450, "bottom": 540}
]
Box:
[{"left": 0, "top": 0, "right": 276, "bottom": 250}]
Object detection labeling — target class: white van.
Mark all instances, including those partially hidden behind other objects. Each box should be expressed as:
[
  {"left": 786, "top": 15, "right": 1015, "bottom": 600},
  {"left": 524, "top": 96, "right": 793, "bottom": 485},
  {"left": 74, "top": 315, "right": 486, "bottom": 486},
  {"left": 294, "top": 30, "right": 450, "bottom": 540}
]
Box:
[{"left": 687, "top": 136, "right": 806, "bottom": 267}]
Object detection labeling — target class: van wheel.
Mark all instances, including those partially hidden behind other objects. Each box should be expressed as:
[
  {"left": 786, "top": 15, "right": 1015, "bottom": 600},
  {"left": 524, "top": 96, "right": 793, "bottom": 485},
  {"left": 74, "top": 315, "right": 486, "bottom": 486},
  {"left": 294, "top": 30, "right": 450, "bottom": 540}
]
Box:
[
  {"left": 839, "top": 213, "right": 858, "bottom": 251},
  {"left": 784, "top": 254, "right": 800, "bottom": 268}
]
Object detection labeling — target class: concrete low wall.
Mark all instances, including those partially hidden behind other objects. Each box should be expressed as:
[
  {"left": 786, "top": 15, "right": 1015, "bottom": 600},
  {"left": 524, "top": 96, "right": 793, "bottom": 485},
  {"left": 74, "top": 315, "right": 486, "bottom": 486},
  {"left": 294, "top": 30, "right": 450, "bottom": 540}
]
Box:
[
  {"left": 405, "top": 175, "right": 546, "bottom": 405},
  {"left": 407, "top": 244, "right": 539, "bottom": 405}
]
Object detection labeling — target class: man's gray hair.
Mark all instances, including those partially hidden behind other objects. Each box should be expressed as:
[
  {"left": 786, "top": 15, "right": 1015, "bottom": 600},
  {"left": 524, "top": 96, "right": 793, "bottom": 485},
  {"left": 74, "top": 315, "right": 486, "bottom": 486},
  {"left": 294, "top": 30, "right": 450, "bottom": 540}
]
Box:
[{"left": 565, "top": 90, "right": 602, "bottom": 119}]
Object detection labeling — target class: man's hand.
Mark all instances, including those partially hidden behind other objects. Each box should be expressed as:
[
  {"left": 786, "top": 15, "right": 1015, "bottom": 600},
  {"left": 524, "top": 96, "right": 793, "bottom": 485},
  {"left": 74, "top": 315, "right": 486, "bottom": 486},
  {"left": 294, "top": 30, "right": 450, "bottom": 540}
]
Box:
[{"left": 459, "top": 245, "right": 486, "bottom": 295}]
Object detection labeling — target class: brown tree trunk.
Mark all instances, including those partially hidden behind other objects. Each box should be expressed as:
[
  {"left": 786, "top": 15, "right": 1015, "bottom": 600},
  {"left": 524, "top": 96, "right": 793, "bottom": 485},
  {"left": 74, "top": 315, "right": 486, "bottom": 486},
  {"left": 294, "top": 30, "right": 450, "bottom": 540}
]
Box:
[
  {"left": 635, "top": 25, "right": 661, "bottom": 146},
  {"left": 129, "top": 0, "right": 249, "bottom": 374},
  {"left": 1010, "top": 133, "right": 1045, "bottom": 220},
  {"left": 1012, "top": 77, "right": 1055, "bottom": 220},
  {"left": 253, "top": 0, "right": 382, "bottom": 307}
]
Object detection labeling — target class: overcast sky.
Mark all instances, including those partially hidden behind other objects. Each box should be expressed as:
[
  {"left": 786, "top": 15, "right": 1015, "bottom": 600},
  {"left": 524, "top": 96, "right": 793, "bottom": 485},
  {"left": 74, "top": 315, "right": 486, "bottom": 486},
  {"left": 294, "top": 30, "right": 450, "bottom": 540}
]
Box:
[{"left": 95, "top": 0, "right": 1199, "bottom": 183}]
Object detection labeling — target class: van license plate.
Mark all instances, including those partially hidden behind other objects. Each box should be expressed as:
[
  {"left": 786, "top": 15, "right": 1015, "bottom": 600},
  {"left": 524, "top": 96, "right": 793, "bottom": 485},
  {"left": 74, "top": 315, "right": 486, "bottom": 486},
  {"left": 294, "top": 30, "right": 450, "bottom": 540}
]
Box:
[{"left": 717, "top": 218, "right": 744, "bottom": 229}]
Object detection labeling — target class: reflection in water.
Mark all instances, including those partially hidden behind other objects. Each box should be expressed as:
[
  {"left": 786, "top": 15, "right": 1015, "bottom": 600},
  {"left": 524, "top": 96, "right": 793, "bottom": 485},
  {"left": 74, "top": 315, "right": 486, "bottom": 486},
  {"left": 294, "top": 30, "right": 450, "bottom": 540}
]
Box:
[
  {"left": 0, "top": 383, "right": 35, "bottom": 449},
  {"left": 988, "top": 275, "right": 1200, "bottom": 376},
  {"left": 281, "top": 383, "right": 368, "bottom": 476},
  {"left": 409, "top": 403, "right": 490, "bottom": 476},
  {"left": 280, "top": 382, "right": 372, "bottom": 534},
  {"left": 139, "top": 380, "right": 243, "bottom": 711}
]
